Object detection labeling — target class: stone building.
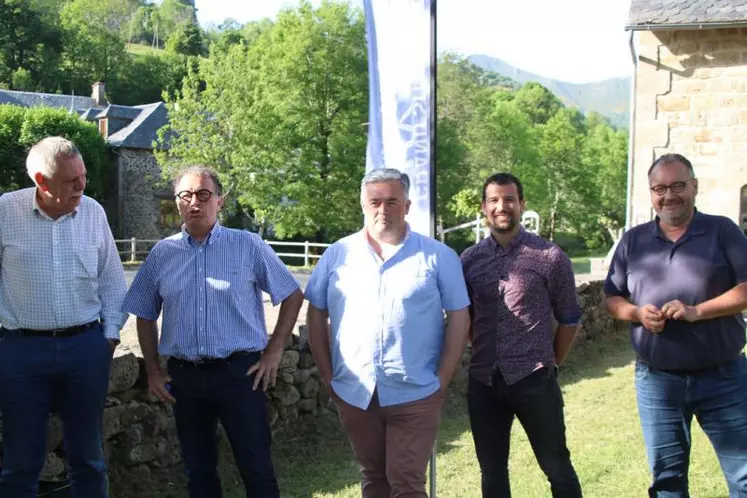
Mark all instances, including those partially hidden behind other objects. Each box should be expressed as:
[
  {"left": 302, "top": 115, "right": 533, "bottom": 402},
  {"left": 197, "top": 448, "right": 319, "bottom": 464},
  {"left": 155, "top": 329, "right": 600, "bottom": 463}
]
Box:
[
  {"left": 626, "top": 1, "right": 747, "bottom": 231},
  {"left": 0, "top": 82, "right": 178, "bottom": 240}
]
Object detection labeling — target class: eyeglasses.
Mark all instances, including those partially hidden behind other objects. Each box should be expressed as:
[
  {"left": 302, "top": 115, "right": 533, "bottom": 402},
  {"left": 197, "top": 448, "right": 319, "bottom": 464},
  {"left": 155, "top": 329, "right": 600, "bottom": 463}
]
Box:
[
  {"left": 176, "top": 189, "right": 215, "bottom": 203},
  {"left": 649, "top": 179, "right": 694, "bottom": 196}
]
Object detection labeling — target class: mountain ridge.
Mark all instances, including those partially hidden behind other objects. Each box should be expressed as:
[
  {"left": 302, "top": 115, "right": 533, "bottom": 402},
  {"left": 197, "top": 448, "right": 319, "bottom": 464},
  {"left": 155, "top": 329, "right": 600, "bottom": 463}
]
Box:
[{"left": 467, "top": 54, "right": 630, "bottom": 129}]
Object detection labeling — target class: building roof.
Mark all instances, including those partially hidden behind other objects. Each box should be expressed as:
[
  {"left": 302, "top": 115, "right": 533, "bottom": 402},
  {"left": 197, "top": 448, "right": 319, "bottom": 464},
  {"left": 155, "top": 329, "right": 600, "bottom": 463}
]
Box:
[
  {"left": 107, "top": 102, "right": 170, "bottom": 150},
  {"left": 0, "top": 89, "right": 96, "bottom": 112},
  {"left": 627, "top": 0, "right": 747, "bottom": 30},
  {"left": 0, "top": 87, "right": 169, "bottom": 151},
  {"left": 96, "top": 104, "right": 142, "bottom": 120}
]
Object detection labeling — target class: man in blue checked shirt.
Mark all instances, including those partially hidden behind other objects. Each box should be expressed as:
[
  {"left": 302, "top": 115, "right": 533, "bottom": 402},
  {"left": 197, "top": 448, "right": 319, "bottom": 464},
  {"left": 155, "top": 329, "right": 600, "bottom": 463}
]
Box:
[
  {"left": 0, "top": 136, "right": 127, "bottom": 498},
  {"left": 122, "top": 165, "right": 303, "bottom": 498},
  {"left": 305, "top": 168, "right": 471, "bottom": 498}
]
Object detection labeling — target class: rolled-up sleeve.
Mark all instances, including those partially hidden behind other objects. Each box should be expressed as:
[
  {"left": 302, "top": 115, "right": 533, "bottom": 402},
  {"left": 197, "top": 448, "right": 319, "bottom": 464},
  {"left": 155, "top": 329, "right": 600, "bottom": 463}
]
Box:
[{"left": 548, "top": 248, "right": 582, "bottom": 325}]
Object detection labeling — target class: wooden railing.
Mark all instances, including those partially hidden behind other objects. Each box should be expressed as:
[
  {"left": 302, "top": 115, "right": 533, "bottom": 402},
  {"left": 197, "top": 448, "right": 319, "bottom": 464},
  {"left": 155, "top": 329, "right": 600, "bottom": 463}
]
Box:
[{"left": 115, "top": 237, "right": 331, "bottom": 265}]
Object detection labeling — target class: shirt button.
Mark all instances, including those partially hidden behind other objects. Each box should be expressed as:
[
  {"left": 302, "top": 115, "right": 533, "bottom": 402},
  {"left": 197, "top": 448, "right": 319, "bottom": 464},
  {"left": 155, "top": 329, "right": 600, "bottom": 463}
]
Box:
[{"left": 198, "top": 249, "right": 203, "bottom": 253}]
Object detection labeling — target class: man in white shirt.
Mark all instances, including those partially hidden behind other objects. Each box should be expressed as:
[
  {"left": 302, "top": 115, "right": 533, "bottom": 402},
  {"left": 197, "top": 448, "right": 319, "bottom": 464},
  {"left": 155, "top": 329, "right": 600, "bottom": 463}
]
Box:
[{"left": 0, "top": 137, "right": 127, "bottom": 498}]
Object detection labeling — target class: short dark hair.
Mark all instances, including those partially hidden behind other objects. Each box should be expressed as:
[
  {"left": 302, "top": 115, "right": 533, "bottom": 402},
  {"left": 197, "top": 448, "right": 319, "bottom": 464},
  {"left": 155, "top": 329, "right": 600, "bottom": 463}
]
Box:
[
  {"left": 482, "top": 172, "right": 524, "bottom": 202},
  {"left": 648, "top": 153, "right": 695, "bottom": 178}
]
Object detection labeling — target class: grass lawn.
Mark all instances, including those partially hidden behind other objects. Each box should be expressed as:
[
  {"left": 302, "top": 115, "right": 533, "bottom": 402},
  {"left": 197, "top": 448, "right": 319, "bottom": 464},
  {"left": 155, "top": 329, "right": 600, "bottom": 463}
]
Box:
[
  {"left": 248, "top": 333, "right": 729, "bottom": 498},
  {"left": 126, "top": 42, "right": 165, "bottom": 57}
]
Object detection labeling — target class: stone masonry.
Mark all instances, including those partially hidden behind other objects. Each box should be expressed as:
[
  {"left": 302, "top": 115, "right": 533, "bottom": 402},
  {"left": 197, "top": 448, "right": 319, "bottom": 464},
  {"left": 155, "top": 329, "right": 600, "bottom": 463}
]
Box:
[
  {"left": 631, "top": 27, "right": 747, "bottom": 228},
  {"left": 117, "top": 148, "right": 176, "bottom": 241}
]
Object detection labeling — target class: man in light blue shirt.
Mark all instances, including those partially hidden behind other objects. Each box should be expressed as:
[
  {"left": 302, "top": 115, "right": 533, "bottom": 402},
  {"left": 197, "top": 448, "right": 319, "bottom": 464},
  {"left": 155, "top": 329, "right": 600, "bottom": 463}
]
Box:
[
  {"left": 122, "top": 165, "right": 303, "bottom": 498},
  {"left": 0, "top": 137, "right": 127, "bottom": 498},
  {"left": 305, "top": 168, "right": 471, "bottom": 498}
]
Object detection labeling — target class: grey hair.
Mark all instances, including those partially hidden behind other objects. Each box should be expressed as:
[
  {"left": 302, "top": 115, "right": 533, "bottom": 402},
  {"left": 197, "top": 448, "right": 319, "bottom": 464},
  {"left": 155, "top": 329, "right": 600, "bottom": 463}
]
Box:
[
  {"left": 26, "top": 136, "right": 81, "bottom": 181},
  {"left": 173, "top": 165, "right": 224, "bottom": 196},
  {"left": 360, "top": 168, "right": 410, "bottom": 201}
]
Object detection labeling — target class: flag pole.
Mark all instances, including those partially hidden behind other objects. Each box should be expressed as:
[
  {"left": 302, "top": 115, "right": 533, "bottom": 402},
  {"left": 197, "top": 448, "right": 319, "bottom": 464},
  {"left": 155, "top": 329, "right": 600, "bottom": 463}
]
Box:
[{"left": 429, "top": 0, "right": 438, "bottom": 496}]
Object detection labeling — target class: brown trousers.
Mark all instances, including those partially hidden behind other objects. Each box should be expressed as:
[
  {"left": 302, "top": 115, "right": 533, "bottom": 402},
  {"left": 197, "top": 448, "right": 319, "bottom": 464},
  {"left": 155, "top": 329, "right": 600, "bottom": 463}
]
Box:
[{"left": 332, "top": 389, "right": 445, "bottom": 498}]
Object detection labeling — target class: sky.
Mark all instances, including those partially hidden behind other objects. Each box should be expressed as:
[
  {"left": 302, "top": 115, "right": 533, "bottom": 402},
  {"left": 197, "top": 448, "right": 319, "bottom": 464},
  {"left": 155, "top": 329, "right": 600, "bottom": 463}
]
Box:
[{"left": 194, "top": 0, "right": 634, "bottom": 84}]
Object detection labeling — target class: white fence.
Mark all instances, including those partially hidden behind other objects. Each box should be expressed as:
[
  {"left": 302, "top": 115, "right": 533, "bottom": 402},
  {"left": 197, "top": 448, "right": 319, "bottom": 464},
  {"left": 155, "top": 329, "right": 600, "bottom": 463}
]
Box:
[{"left": 116, "top": 238, "right": 331, "bottom": 266}]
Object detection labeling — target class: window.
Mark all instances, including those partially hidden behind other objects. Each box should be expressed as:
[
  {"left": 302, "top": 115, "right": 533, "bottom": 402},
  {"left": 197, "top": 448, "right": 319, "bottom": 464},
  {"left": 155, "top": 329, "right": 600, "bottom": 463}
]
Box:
[
  {"left": 98, "top": 118, "right": 108, "bottom": 137},
  {"left": 158, "top": 199, "right": 181, "bottom": 231}
]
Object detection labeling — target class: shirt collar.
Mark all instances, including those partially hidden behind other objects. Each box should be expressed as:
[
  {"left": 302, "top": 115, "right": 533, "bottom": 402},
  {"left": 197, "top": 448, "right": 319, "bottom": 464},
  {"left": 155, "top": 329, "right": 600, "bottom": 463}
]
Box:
[
  {"left": 487, "top": 226, "right": 527, "bottom": 252},
  {"left": 651, "top": 208, "right": 706, "bottom": 240},
  {"left": 31, "top": 188, "right": 79, "bottom": 219},
  {"left": 181, "top": 220, "right": 223, "bottom": 247}
]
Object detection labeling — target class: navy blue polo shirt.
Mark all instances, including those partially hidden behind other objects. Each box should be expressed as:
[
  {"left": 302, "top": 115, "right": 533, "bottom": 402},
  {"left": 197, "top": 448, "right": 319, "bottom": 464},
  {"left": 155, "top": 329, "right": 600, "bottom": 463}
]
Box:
[{"left": 605, "top": 211, "right": 747, "bottom": 371}]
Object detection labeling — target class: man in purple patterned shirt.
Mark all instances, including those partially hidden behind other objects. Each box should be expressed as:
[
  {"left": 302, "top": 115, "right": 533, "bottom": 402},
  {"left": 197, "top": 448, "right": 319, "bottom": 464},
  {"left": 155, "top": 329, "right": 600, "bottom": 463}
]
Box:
[{"left": 461, "top": 173, "right": 583, "bottom": 498}]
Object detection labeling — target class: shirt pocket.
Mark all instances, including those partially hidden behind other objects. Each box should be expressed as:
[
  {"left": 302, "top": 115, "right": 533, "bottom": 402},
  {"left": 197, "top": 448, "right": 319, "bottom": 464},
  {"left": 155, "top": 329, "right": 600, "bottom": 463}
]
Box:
[
  {"left": 209, "top": 266, "right": 253, "bottom": 298},
  {"left": 75, "top": 246, "right": 99, "bottom": 279}
]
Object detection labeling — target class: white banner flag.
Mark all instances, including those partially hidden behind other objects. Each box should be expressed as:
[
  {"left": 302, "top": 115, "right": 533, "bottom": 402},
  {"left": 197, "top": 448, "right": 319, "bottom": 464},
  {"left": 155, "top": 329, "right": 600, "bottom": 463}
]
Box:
[{"left": 363, "top": 0, "right": 433, "bottom": 237}]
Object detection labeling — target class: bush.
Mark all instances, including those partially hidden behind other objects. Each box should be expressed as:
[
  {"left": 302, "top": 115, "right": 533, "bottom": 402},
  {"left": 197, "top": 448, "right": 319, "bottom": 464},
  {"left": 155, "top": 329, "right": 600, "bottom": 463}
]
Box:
[{"left": 0, "top": 106, "right": 111, "bottom": 202}]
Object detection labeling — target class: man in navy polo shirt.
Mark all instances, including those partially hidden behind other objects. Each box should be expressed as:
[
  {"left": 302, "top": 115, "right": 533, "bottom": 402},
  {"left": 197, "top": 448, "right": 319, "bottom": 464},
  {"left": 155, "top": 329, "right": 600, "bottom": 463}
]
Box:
[{"left": 604, "top": 153, "right": 747, "bottom": 497}]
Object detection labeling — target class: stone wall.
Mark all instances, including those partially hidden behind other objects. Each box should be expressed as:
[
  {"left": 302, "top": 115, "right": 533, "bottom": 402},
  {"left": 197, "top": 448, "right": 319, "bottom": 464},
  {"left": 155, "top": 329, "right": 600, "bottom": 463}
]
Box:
[
  {"left": 117, "top": 148, "right": 176, "bottom": 240},
  {"left": 631, "top": 28, "right": 747, "bottom": 228},
  {"left": 0, "top": 280, "right": 622, "bottom": 486}
]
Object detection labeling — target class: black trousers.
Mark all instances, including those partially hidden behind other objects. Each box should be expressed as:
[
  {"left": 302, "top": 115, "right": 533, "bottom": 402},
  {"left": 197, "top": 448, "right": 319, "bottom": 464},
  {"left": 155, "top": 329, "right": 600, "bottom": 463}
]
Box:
[{"left": 467, "top": 367, "right": 582, "bottom": 498}]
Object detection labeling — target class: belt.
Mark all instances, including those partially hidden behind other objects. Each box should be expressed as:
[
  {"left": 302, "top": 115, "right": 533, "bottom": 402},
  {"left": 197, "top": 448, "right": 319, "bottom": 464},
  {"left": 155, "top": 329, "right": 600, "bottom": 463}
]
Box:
[
  {"left": 168, "top": 350, "right": 256, "bottom": 369},
  {"left": 3, "top": 320, "right": 99, "bottom": 338}
]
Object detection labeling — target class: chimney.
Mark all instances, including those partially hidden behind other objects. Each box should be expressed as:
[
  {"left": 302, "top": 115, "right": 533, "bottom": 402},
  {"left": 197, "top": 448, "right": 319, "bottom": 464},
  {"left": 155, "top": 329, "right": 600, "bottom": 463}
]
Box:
[{"left": 92, "top": 81, "right": 107, "bottom": 107}]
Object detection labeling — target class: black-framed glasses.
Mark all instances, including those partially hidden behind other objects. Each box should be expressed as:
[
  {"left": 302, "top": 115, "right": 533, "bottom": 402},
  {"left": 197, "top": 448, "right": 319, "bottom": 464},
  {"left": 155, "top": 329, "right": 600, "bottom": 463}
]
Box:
[
  {"left": 649, "top": 178, "right": 694, "bottom": 196},
  {"left": 176, "top": 189, "right": 214, "bottom": 203}
]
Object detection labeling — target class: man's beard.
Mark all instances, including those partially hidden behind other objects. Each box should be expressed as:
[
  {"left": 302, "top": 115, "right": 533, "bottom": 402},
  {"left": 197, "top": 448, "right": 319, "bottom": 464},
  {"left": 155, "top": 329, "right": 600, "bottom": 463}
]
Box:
[{"left": 490, "top": 216, "right": 518, "bottom": 233}]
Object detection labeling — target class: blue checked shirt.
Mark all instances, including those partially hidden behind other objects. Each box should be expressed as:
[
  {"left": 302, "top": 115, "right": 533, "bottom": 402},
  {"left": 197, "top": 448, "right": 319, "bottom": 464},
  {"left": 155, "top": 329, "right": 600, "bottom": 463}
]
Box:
[
  {"left": 0, "top": 188, "right": 127, "bottom": 340},
  {"left": 122, "top": 223, "right": 300, "bottom": 360},
  {"left": 304, "top": 229, "right": 471, "bottom": 410}
]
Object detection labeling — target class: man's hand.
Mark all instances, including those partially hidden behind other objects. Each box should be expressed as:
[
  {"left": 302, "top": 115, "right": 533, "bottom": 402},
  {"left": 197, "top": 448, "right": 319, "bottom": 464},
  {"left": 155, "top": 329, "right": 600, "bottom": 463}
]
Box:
[
  {"left": 635, "top": 304, "right": 666, "bottom": 333},
  {"left": 107, "top": 339, "right": 118, "bottom": 352},
  {"left": 147, "top": 369, "right": 175, "bottom": 404},
  {"left": 247, "top": 347, "right": 284, "bottom": 391},
  {"left": 661, "top": 300, "right": 701, "bottom": 323}
]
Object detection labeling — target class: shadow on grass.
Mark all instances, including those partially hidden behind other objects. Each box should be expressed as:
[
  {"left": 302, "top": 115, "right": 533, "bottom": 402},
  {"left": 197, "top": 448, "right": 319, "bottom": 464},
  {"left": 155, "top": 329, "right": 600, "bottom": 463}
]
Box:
[
  {"left": 109, "top": 331, "right": 636, "bottom": 498},
  {"left": 269, "top": 330, "right": 635, "bottom": 497}
]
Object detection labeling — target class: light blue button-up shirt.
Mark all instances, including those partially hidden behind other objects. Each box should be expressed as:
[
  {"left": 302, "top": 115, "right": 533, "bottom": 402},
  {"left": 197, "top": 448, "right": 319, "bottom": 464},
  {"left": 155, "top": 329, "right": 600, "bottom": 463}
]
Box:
[
  {"left": 0, "top": 188, "right": 127, "bottom": 339},
  {"left": 304, "top": 229, "right": 470, "bottom": 409},
  {"left": 122, "top": 223, "right": 299, "bottom": 360}
]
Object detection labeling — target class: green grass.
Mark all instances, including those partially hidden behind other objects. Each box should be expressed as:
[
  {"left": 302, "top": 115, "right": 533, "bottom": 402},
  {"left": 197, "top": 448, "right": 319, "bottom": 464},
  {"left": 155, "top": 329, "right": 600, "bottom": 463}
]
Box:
[
  {"left": 571, "top": 257, "right": 591, "bottom": 274},
  {"left": 259, "top": 333, "right": 729, "bottom": 498},
  {"left": 126, "top": 42, "right": 166, "bottom": 57},
  {"left": 111, "top": 333, "right": 733, "bottom": 498}
]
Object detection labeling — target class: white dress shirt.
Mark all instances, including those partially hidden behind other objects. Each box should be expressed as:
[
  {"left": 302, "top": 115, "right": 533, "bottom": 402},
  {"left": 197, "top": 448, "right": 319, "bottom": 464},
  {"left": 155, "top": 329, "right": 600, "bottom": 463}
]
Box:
[{"left": 0, "top": 188, "right": 127, "bottom": 339}]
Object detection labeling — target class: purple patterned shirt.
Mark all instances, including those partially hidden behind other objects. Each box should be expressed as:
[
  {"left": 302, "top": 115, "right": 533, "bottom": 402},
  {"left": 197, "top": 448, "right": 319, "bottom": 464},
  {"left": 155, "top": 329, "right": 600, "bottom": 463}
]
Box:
[{"left": 461, "top": 229, "right": 582, "bottom": 386}]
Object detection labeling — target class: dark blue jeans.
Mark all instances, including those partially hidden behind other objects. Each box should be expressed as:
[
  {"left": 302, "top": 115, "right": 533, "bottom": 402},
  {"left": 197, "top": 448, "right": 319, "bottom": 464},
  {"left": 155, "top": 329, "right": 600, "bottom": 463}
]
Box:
[
  {"left": 0, "top": 325, "right": 113, "bottom": 498},
  {"left": 467, "top": 367, "right": 582, "bottom": 498},
  {"left": 167, "top": 352, "right": 279, "bottom": 498},
  {"left": 635, "top": 354, "right": 747, "bottom": 498}
]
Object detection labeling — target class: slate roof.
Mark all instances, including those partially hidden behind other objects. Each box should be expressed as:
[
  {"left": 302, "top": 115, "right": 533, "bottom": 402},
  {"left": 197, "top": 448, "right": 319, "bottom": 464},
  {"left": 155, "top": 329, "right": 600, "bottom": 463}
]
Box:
[
  {"left": 107, "top": 103, "right": 170, "bottom": 150},
  {"left": 627, "top": 0, "right": 747, "bottom": 29},
  {"left": 0, "top": 89, "right": 95, "bottom": 112},
  {"left": 0, "top": 88, "right": 169, "bottom": 150},
  {"left": 96, "top": 105, "right": 142, "bottom": 120}
]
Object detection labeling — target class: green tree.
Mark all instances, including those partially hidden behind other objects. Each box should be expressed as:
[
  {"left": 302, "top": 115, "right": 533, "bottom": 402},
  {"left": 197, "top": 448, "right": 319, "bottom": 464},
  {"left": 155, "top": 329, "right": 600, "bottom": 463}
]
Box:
[
  {"left": 513, "top": 81, "right": 563, "bottom": 126},
  {"left": 0, "top": 0, "right": 63, "bottom": 91},
  {"left": 536, "top": 108, "right": 589, "bottom": 241},
  {"left": 159, "top": 0, "right": 368, "bottom": 241},
  {"left": 0, "top": 106, "right": 110, "bottom": 203}
]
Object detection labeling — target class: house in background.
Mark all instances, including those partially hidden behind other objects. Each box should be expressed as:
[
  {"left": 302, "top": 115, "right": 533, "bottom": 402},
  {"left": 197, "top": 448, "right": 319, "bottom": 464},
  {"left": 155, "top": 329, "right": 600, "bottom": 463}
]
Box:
[
  {"left": 626, "top": 0, "right": 747, "bottom": 231},
  {"left": 0, "top": 82, "right": 180, "bottom": 240}
]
